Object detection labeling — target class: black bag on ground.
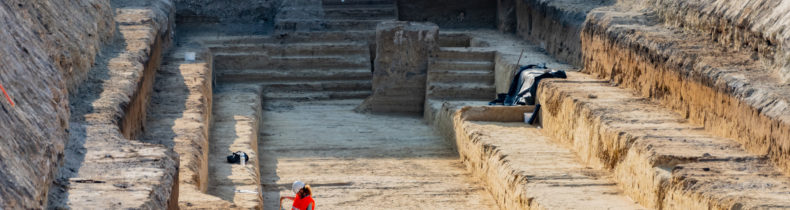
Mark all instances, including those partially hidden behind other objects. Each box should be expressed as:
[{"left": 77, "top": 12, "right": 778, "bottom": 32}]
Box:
[{"left": 227, "top": 151, "right": 249, "bottom": 164}]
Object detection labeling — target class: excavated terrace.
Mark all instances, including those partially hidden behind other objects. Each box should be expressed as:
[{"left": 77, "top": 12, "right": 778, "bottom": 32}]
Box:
[{"left": 15, "top": 0, "right": 790, "bottom": 209}]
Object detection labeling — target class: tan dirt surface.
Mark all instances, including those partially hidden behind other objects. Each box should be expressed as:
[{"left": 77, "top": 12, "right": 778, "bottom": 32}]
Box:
[
  {"left": 259, "top": 99, "right": 497, "bottom": 209},
  {"left": 208, "top": 86, "right": 265, "bottom": 209}
]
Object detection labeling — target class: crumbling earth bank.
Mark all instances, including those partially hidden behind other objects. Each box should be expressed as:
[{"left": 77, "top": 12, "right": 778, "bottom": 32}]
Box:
[
  {"left": 0, "top": 0, "right": 113, "bottom": 208},
  {"left": 46, "top": 0, "right": 180, "bottom": 209}
]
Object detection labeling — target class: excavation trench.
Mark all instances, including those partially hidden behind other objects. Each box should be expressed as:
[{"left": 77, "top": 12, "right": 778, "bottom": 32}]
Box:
[
  {"left": 35, "top": 0, "right": 790, "bottom": 209},
  {"left": 144, "top": 29, "right": 503, "bottom": 209},
  {"left": 145, "top": 2, "right": 790, "bottom": 208},
  {"left": 213, "top": 34, "right": 499, "bottom": 208}
]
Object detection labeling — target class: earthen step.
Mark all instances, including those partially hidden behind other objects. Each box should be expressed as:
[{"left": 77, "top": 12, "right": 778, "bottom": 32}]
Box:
[
  {"left": 324, "top": 5, "right": 396, "bottom": 19},
  {"left": 276, "top": 19, "right": 391, "bottom": 31},
  {"left": 429, "top": 60, "right": 494, "bottom": 71},
  {"left": 207, "top": 42, "right": 369, "bottom": 56},
  {"left": 244, "top": 80, "right": 372, "bottom": 92},
  {"left": 195, "top": 31, "right": 376, "bottom": 45},
  {"left": 216, "top": 68, "right": 371, "bottom": 82},
  {"left": 423, "top": 99, "right": 490, "bottom": 126},
  {"left": 435, "top": 47, "right": 495, "bottom": 61},
  {"left": 213, "top": 54, "right": 370, "bottom": 70},
  {"left": 207, "top": 87, "right": 264, "bottom": 208},
  {"left": 427, "top": 69, "right": 493, "bottom": 83},
  {"left": 426, "top": 82, "right": 495, "bottom": 100},
  {"left": 437, "top": 33, "right": 472, "bottom": 47},
  {"left": 326, "top": 19, "right": 391, "bottom": 30},
  {"left": 584, "top": 6, "right": 790, "bottom": 175},
  {"left": 142, "top": 47, "right": 230, "bottom": 209},
  {"left": 538, "top": 72, "right": 790, "bottom": 209},
  {"left": 450, "top": 110, "right": 645, "bottom": 209},
  {"left": 264, "top": 90, "right": 371, "bottom": 101}
]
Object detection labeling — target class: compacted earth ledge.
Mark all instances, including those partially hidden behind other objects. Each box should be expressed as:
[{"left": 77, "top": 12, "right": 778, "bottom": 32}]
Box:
[
  {"left": 431, "top": 104, "right": 644, "bottom": 209},
  {"left": 538, "top": 72, "right": 790, "bottom": 209},
  {"left": 142, "top": 44, "right": 237, "bottom": 209},
  {"left": 425, "top": 31, "right": 645, "bottom": 209},
  {"left": 47, "top": 0, "right": 179, "bottom": 209},
  {"left": 582, "top": 3, "right": 790, "bottom": 175},
  {"left": 519, "top": 1, "right": 790, "bottom": 208},
  {"left": 510, "top": 1, "right": 790, "bottom": 175}
]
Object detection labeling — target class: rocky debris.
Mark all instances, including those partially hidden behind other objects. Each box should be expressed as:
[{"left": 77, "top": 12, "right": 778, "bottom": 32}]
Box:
[
  {"left": 46, "top": 0, "right": 179, "bottom": 209},
  {"left": 359, "top": 21, "right": 439, "bottom": 113}
]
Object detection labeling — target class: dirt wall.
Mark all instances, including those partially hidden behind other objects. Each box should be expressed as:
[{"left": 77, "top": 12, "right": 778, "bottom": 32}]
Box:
[
  {"left": 361, "top": 21, "right": 438, "bottom": 114},
  {"left": 514, "top": 0, "right": 613, "bottom": 66},
  {"left": 0, "top": 0, "right": 113, "bottom": 208},
  {"left": 646, "top": 0, "right": 790, "bottom": 83},
  {"left": 582, "top": 2, "right": 790, "bottom": 176},
  {"left": 174, "top": 0, "right": 281, "bottom": 23},
  {"left": 397, "top": 0, "right": 496, "bottom": 29}
]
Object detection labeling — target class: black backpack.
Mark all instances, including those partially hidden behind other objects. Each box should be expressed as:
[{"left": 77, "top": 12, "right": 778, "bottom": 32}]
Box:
[{"left": 227, "top": 151, "right": 249, "bottom": 164}]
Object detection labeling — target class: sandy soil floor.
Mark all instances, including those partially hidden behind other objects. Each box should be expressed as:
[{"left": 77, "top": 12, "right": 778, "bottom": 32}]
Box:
[{"left": 259, "top": 99, "right": 497, "bottom": 209}]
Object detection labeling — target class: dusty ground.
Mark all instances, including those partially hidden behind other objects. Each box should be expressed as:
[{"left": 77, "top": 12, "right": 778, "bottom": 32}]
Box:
[{"left": 259, "top": 99, "right": 497, "bottom": 209}]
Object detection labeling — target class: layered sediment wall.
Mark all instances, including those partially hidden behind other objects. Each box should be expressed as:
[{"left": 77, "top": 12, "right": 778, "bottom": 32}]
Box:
[
  {"left": 582, "top": 1, "right": 790, "bottom": 175},
  {"left": 646, "top": 0, "right": 790, "bottom": 83},
  {"left": 174, "top": 0, "right": 281, "bottom": 23},
  {"left": 6, "top": 0, "right": 115, "bottom": 93},
  {"left": 514, "top": 0, "right": 613, "bottom": 66},
  {"left": 397, "top": 0, "right": 496, "bottom": 28},
  {"left": 0, "top": 0, "right": 113, "bottom": 208},
  {"left": 47, "top": 0, "right": 180, "bottom": 209}
]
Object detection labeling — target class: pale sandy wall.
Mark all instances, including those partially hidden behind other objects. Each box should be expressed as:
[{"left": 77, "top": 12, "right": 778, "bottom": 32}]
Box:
[
  {"left": 582, "top": 1, "right": 790, "bottom": 175},
  {"left": 646, "top": 0, "right": 790, "bottom": 83}
]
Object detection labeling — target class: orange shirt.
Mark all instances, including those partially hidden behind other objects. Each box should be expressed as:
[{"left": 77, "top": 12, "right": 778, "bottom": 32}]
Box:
[{"left": 292, "top": 194, "right": 315, "bottom": 210}]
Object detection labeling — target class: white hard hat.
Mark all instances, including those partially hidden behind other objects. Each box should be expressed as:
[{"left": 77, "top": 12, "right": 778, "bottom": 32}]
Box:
[{"left": 292, "top": 181, "right": 305, "bottom": 194}]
